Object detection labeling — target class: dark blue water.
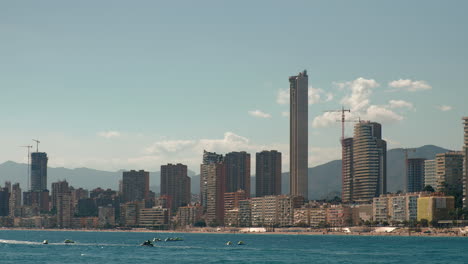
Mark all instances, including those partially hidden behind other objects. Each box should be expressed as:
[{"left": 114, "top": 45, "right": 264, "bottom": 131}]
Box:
[{"left": 0, "top": 230, "right": 466, "bottom": 263}]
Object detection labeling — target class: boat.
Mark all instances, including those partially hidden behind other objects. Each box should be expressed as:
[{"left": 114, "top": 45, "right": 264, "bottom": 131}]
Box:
[
  {"left": 237, "top": 241, "right": 245, "bottom": 245},
  {"left": 165, "top": 237, "right": 184, "bottom": 242},
  {"left": 42, "top": 240, "right": 48, "bottom": 245},
  {"left": 64, "top": 239, "right": 75, "bottom": 244},
  {"left": 226, "top": 241, "right": 232, "bottom": 245},
  {"left": 141, "top": 240, "right": 154, "bottom": 247},
  {"left": 153, "top": 238, "right": 162, "bottom": 242}
]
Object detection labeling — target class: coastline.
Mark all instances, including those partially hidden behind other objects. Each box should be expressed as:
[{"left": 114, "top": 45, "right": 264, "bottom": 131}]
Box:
[{"left": 2, "top": 227, "right": 467, "bottom": 238}]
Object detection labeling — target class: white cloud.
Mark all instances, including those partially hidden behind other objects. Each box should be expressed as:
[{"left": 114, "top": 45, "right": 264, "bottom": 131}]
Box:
[
  {"left": 339, "top": 77, "right": 379, "bottom": 111},
  {"left": 437, "top": 105, "right": 452, "bottom": 111},
  {"left": 365, "top": 105, "right": 404, "bottom": 123},
  {"left": 312, "top": 78, "right": 414, "bottom": 128},
  {"left": 248, "top": 110, "right": 271, "bottom": 118},
  {"left": 389, "top": 99, "right": 414, "bottom": 109},
  {"left": 388, "top": 79, "right": 431, "bottom": 92},
  {"left": 97, "top": 131, "right": 121, "bottom": 139},
  {"left": 281, "top": 111, "right": 289, "bottom": 117},
  {"left": 277, "top": 86, "right": 334, "bottom": 105},
  {"left": 277, "top": 89, "right": 289, "bottom": 105}
]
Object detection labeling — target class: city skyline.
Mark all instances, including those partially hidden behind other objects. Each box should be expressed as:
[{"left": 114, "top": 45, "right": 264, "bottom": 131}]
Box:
[{"left": 1, "top": 1, "right": 468, "bottom": 174}]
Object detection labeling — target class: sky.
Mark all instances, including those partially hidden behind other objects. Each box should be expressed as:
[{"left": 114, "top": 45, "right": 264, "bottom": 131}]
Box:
[{"left": 1, "top": 0, "right": 467, "bottom": 174}]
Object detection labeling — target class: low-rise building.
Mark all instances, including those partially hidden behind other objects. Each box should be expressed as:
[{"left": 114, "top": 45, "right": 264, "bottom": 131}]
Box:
[
  {"left": 417, "top": 195, "right": 455, "bottom": 222},
  {"left": 139, "top": 206, "right": 169, "bottom": 228},
  {"left": 177, "top": 204, "right": 203, "bottom": 227}
]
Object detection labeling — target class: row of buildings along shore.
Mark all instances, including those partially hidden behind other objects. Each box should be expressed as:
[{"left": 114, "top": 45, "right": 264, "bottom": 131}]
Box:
[{"left": 0, "top": 71, "right": 467, "bottom": 230}]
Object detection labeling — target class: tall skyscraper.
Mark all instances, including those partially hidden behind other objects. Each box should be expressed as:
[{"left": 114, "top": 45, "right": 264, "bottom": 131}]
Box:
[
  {"left": 224, "top": 151, "right": 251, "bottom": 196},
  {"left": 122, "top": 170, "right": 150, "bottom": 203},
  {"left": 52, "top": 180, "right": 69, "bottom": 210},
  {"left": 0, "top": 187, "right": 9, "bottom": 216},
  {"left": 341, "top": 138, "right": 354, "bottom": 203},
  {"left": 205, "top": 162, "right": 226, "bottom": 226},
  {"left": 256, "top": 150, "right": 282, "bottom": 197},
  {"left": 9, "top": 183, "right": 21, "bottom": 217},
  {"left": 200, "top": 150, "right": 223, "bottom": 209},
  {"left": 424, "top": 159, "right": 437, "bottom": 188},
  {"left": 352, "top": 121, "right": 387, "bottom": 202},
  {"left": 30, "top": 152, "right": 48, "bottom": 191},
  {"left": 289, "top": 70, "right": 308, "bottom": 199},
  {"left": 435, "top": 151, "right": 464, "bottom": 193},
  {"left": 406, "top": 158, "right": 426, "bottom": 193},
  {"left": 463, "top": 117, "right": 468, "bottom": 208},
  {"left": 160, "top": 163, "right": 191, "bottom": 213}
]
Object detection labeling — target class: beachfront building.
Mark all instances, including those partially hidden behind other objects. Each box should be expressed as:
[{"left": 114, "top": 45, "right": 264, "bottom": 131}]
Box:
[
  {"left": 238, "top": 200, "right": 251, "bottom": 227},
  {"left": 177, "top": 204, "right": 203, "bottom": 227},
  {"left": 98, "top": 206, "right": 115, "bottom": 227},
  {"left": 139, "top": 206, "right": 169, "bottom": 228},
  {"left": 122, "top": 170, "right": 150, "bottom": 203},
  {"left": 326, "top": 204, "right": 352, "bottom": 227},
  {"left": 417, "top": 195, "right": 455, "bottom": 222},
  {"left": 160, "top": 163, "right": 191, "bottom": 213},
  {"left": 350, "top": 204, "right": 373, "bottom": 226},
  {"left": 373, "top": 193, "right": 423, "bottom": 224},
  {"left": 250, "top": 195, "right": 296, "bottom": 227},
  {"left": 256, "top": 150, "right": 282, "bottom": 197},
  {"left": 119, "top": 200, "right": 145, "bottom": 227},
  {"left": 435, "top": 152, "right": 464, "bottom": 193}
]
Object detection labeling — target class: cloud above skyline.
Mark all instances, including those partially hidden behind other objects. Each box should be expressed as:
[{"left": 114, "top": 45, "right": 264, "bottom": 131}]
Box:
[
  {"left": 97, "top": 131, "right": 121, "bottom": 139},
  {"left": 248, "top": 110, "right": 272, "bottom": 118},
  {"left": 437, "top": 105, "right": 453, "bottom": 111},
  {"left": 388, "top": 79, "right": 432, "bottom": 92}
]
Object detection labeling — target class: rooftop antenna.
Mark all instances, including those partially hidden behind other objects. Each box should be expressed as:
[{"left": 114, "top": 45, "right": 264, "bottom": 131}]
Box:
[
  {"left": 32, "top": 139, "right": 40, "bottom": 152},
  {"left": 20, "top": 145, "right": 33, "bottom": 191}
]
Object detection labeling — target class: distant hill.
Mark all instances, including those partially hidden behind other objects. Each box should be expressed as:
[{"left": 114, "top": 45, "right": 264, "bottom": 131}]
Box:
[{"left": 0, "top": 145, "right": 450, "bottom": 200}]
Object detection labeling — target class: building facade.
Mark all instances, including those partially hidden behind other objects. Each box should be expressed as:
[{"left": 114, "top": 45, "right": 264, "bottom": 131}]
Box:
[
  {"left": 160, "top": 163, "right": 191, "bottom": 213},
  {"left": 407, "top": 158, "right": 426, "bottom": 193},
  {"left": 256, "top": 150, "right": 282, "bottom": 197},
  {"left": 200, "top": 150, "right": 223, "bottom": 210},
  {"left": 224, "top": 151, "right": 251, "bottom": 196},
  {"left": 463, "top": 117, "right": 468, "bottom": 208},
  {"left": 205, "top": 163, "right": 226, "bottom": 226},
  {"left": 122, "top": 170, "right": 149, "bottom": 203},
  {"left": 435, "top": 152, "right": 464, "bottom": 193},
  {"left": 289, "top": 70, "right": 309, "bottom": 199},
  {"left": 352, "top": 121, "right": 387, "bottom": 202},
  {"left": 30, "top": 152, "right": 48, "bottom": 192},
  {"left": 424, "top": 159, "right": 437, "bottom": 189},
  {"left": 341, "top": 138, "right": 354, "bottom": 203}
]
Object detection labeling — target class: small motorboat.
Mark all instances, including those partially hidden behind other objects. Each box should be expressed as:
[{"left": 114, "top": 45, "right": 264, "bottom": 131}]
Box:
[
  {"left": 165, "top": 237, "right": 183, "bottom": 242},
  {"left": 226, "top": 241, "right": 232, "bottom": 245},
  {"left": 64, "top": 239, "right": 75, "bottom": 244},
  {"left": 153, "top": 238, "right": 161, "bottom": 242},
  {"left": 237, "top": 241, "right": 245, "bottom": 245},
  {"left": 43, "top": 240, "right": 48, "bottom": 245},
  {"left": 141, "top": 240, "right": 154, "bottom": 247}
]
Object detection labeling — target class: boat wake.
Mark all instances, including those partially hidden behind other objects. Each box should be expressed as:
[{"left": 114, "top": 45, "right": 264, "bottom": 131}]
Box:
[{"left": 0, "top": 239, "right": 43, "bottom": 245}]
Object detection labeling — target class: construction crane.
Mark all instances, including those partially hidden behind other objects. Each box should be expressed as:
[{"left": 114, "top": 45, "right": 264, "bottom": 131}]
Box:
[
  {"left": 32, "top": 139, "right": 40, "bottom": 152},
  {"left": 403, "top": 148, "right": 417, "bottom": 193},
  {"left": 20, "top": 145, "right": 33, "bottom": 191},
  {"left": 324, "top": 106, "right": 351, "bottom": 141}
]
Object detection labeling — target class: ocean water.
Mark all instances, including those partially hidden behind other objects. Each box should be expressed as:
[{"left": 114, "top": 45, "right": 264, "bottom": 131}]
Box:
[{"left": 0, "top": 230, "right": 466, "bottom": 263}]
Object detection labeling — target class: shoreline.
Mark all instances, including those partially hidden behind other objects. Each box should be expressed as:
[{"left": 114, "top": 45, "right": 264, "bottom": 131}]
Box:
[{"left": 2, "top": 227, "right": 467, "bottom": 238}]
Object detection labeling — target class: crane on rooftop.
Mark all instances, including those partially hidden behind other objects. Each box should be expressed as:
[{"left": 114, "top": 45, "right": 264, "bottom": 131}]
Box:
[
  {"left": 32, "top": 139, "right": 40, "bottom": 152},
  {"left": 323, "top": 106, "right": 351, "bottom": 142}
]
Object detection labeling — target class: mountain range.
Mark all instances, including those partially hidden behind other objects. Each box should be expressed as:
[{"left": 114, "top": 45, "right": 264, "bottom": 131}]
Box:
[{"left": 0, "top": 145, "right": 451, "bottom": 200}]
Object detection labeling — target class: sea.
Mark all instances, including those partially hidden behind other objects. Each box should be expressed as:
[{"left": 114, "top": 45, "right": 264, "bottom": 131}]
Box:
[{"left": 0, "top": 230, "right": 466, "bottom": 263}]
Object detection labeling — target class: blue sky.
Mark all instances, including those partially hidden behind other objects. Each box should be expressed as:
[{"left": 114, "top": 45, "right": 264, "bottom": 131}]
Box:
[{"left": 1, "top": 0, "right": 467, "bottom": 172}]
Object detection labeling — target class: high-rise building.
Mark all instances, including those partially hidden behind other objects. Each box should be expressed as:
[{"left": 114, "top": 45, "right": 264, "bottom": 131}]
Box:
[
  {"left": 52, "top": 180, "right": 69, "bottom": 210},
  {"left": 56, "top": 192, "right": 72, "bottom": 228},
  {"left": 341, "top": 138, "right": 354, "bottom": 203},
  {"left": 205, "top": 162, "right": 226, "bottom": 226},
  {"left": 30, "top": 152, "right": 48, "bottom": 191},
  {"left": 289, "top": 70, "right": 309, "bottom": 199},
  {"left": 160, "top": 163, "right": 191, "bottom": 213},
  {"left": 0, "top": 187, "right": 9, "bottom": 216},
  {"left": 224, "top": 151, "right": 251, "bottom": 196},
  {"left": 122, "top": 170, "right": 149, "bottom": 203},
  {"left": 435, "top": 151, "right": 464, "bottom": 193},
  {"left": 224, "top": 189, "right": 247, "bottom": 212},
  {"left": 352, "top": 121, "right": 387, "bottom": 202},
  {"left": 424, "top": 159, "right": 437, "bottom": 189},
  {"left": 200, "top": 150, "right": 223, "bottom": 210},
  {"left": 256, "top": 150, "right": 282, "bottom": 197},
  {"left": 9, "top": 183, "right": 21, "bottom": 217},
  {"left": 463, "top": 117, "right": 468, "bottom": 208},
  {"left": 407, "top": 158, "right": 426, "bottom": 193}
]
